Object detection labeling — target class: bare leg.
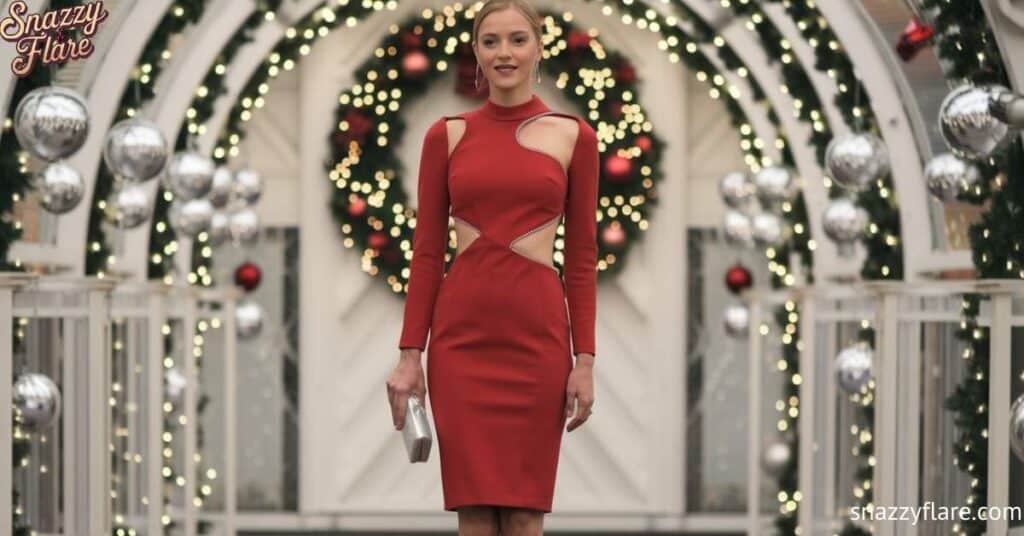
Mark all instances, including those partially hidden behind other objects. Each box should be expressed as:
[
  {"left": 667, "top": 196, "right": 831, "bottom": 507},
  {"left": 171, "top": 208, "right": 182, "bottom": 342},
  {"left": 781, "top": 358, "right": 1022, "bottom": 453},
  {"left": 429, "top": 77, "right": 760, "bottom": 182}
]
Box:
[
  {"left": 497, "top": 507, "right": 544, "bottom": 536},
  {"left": 457, "top": 505, "right": 500, "bottom": 536}
]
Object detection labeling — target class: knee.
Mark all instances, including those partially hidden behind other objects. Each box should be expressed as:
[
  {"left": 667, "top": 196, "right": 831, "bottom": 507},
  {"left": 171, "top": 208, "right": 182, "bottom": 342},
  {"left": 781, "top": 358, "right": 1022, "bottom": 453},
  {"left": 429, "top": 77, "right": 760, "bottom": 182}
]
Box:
[{"left": 498, "top": 507, "right": 543, "bottom": 534}]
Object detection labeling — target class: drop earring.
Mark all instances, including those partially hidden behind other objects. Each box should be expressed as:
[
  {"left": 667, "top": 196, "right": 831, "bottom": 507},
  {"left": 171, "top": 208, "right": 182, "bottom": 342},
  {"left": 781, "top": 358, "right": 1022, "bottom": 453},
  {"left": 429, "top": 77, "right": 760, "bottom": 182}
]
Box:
[
  {"left": 475, "top": 64, "right": 482, "bottom": 90},
  {"left": 535, "top": 60, "right": 541, "bottom": 84}
]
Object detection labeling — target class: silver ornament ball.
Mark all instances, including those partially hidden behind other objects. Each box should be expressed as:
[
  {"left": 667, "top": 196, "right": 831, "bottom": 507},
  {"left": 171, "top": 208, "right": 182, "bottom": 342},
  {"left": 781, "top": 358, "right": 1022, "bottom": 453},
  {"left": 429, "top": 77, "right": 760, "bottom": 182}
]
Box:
[
  {"left": 13, "top": 372, "right": 62, "bottom": 432},
  {"left": 229, "top": 208, "right": 260, "bottom": 245},
  {"left": 939, "top": 84, "right": 1016, "bottom": 160},
  {"left": 208, "top": 211, "right": 231, "bottom": 248},
  {"left": 103, "top": 117, "right": 168, "bottom": 182},
  {"left": 723, "top": 209, "right": 753, "bottom": 248},
  {"left": 825, "top": 132, "right": 890, "bottom": 192},
  {"left": 169, "top": 198, "right": 214, "bottom": 239},
  {"left": 1011, "top": 394, "right": 1024, "bottom": 463},
  {"left": 108, "top": 182, "right": 152, "bottom": 229},
  {"left": 752, "top": 212, "right": 786, "bottom": 247},
  {"left": 924, "top": 153, "right": 981, "bottom": 202},
  {"left": 14, "top": 85, "right": 90, "bottom": 162},
  {"left": 835, "top": 342, "right": 873, "bottom": 394},
  {"left": 989, "top": 90, "right": 1024, "bottom": 128},
  {"left": 208, "top": 166, "right": 234, "bottom": 209},
  {"left": 236, "top": 301, "right": 265, "bottom": 339},
  {"left": 34, "top": 161, "right": 85, "bottom": 214},
  {"left": 719, "top": 171, "right": 755, "bottom": 209},
  {"left": 165, "top": 368, "right": 188, "bottom": 406},
  {"left": 761, "top": 440, "right": 792, "bottom": 478},
  {"left": 233, "top": 168, "right": 264, "bottom": 206},
  {"left": 165, "top": 150, "right": 215, "bottom": 201},
  {"left": 753, "top": 166, "right": 797, "bottom": 207},
  {"left": 723, "top": 303, "right": 750, "bottom": 338},
  {"left": 822, "top": 197, "right": 868, "bottom": 257}
]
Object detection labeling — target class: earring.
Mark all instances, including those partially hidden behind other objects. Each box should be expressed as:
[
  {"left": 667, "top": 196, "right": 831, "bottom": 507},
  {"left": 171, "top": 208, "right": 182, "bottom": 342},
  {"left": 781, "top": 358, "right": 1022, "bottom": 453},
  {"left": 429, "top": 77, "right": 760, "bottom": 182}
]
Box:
[
  {"left": 535, "top": 60, "right": 541, "bottom": 84},
  {"left": 475, "top": 64, "right": 482, "bottom": 90}
]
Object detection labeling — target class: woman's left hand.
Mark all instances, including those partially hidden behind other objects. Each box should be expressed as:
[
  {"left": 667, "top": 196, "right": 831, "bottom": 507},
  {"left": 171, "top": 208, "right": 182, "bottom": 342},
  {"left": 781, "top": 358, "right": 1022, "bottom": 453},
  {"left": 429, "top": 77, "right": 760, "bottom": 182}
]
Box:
[{"left": 565, "top": 356, "right": 595, "bottom": 432}]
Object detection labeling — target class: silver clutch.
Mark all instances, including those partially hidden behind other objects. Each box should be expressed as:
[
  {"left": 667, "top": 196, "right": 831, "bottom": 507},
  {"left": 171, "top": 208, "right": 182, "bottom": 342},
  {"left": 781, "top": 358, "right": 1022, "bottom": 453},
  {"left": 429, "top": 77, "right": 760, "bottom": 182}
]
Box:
[{"left": 402, "top": 393, "right": 433, "bottom": 463}]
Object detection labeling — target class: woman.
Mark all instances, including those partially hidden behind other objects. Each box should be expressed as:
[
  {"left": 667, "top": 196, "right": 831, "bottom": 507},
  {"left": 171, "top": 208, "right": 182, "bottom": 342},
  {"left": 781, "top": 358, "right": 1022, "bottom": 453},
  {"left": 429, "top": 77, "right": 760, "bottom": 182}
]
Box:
[{"left": 386, "top": 0, "right": 598, "bottom": 533}]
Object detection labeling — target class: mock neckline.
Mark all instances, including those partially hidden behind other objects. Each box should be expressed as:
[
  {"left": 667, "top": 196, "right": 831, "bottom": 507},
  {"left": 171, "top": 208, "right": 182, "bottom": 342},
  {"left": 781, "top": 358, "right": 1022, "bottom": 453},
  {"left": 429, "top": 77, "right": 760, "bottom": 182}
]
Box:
[{"left": 479, "top": 94, "right": 550, "bottom": 121}]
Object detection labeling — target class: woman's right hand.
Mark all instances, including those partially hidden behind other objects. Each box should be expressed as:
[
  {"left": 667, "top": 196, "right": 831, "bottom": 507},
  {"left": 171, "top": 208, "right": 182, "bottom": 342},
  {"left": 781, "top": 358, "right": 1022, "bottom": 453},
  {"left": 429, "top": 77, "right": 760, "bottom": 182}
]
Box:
[{"left": 386, "top": 350, "right": 426, "bottom": 430}]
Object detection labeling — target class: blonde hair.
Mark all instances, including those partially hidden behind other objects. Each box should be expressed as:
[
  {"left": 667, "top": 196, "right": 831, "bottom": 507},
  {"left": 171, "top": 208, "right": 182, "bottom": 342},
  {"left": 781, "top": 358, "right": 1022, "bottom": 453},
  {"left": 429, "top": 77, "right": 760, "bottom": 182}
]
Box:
[{"left": 472, "top": 0, "right": 544, "bottom": 46}]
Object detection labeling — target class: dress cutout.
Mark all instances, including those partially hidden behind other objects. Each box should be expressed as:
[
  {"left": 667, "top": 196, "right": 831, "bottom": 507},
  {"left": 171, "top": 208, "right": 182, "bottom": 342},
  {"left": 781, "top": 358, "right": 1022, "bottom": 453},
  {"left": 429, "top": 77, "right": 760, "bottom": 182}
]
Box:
[{"left": 398, "top": 94, "right": 599, "bottom": 512}]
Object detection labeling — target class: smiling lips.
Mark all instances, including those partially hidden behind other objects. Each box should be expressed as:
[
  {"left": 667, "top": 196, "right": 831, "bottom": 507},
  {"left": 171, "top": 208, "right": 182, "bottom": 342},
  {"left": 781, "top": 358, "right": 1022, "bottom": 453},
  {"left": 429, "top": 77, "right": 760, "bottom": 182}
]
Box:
[{"left": 495, "top": 65, "right": 517, "bottom": 74}]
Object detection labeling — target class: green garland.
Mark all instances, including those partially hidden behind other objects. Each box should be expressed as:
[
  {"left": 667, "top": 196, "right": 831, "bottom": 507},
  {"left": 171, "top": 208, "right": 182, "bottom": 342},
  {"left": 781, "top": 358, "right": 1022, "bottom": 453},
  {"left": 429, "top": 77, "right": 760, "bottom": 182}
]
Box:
[
  {"left": 84, "top": 0, "right": 208, "bottom": 277},
  {"left": 759, "top": 0, "right": 903, "bottom": 281},
  {"left": 917, "top": 2, "right": 1023, "bottom": 534}
]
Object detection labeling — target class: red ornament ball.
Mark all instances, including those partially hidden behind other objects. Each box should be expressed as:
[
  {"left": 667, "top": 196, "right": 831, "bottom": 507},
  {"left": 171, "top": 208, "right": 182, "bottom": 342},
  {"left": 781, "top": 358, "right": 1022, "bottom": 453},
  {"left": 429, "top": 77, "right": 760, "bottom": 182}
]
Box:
[
  {"left": 348, "top": 196, "right": 367, "bottom": 218},
  {"left": 725, "top": 263, "right": 753, "bottom": 294},
  {"left": 402, "top": 50, "right": 430, "bottom": 78},
  {"left": 636, "top": 135, "right": 652, "bottom": 153},
  {"left": 368, "top": 231, "right": 390, "bottom": 250},
  {"left": 401, "top": 31, "right": 422, "bottom": 50},
  {"left": 234, "top": 262, "right": 262, "bottom": 292},
  {"left": 895, "top": 17, "right": 934, "bottom": 62},
  {"left": 602, "top": 223, "right": 626, "bottom": 248},
  {"left": 615, "top": 64, "right": 637, "bottom": 84},
  {"left": 567, "top": 30, "right": 592, "bottom": 50},
  {"left": 604, "top": 154, "right": 633, "bottom": 180}
]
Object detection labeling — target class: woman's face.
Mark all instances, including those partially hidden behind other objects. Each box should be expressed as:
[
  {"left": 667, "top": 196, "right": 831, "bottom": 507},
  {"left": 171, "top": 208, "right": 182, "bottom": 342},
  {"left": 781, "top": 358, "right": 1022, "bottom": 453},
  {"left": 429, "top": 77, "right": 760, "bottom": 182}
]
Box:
[{"left": 473, "top": 8, "right": 542, "bottom": 91}]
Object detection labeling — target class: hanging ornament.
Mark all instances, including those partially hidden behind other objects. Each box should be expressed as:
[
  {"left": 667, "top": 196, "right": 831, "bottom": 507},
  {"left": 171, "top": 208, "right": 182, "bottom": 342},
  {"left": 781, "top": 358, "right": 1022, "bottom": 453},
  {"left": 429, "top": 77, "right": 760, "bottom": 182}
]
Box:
[
  {"left": 614, "top": 62, "right": 637, "bottom": 84},
  {"left": 106, "top": 182, "right": 151, "bottom": 229},
  {"left": 34, "top": 161, "right": 85, "bottom": 214},
  {"left": 234, "top": 261, "right": 262, "bottom": 292},
  {"left": 725, "top": 263, "right": 753, "bottom": 294},
  {"left": 233, "top": 167, "right": 263, "bottom": 206},
  {"left": 924, "top": 153, "right": 981, "bottom": 202},
  {"left": 719, "top": 171, "right": 755, "bottom": 209},
  {"left": 761, "top": 440, "right": 791, "bottom": 479},
  {"left": 333, "top": 109, "right": 374, "bottom": 147},
  {"left": 895, "top": 17, "right": 934, "bottom": 62},
  {"left": 103, "top": 117, "right": 168, "bottom": 182},
  {"left": 938, "top": 84, "right": 1016, "bottom": 160},
  {"left": 989, "top": 90, "right": 1024, "bottom": 128},
  {"left": 835, "top": 342, "right": 873, "bottom": 394},
  {"left": 208, "top": 211, "right": 230, "bottom": 247},
  {"left": 165, "top": 150, "right": 215, "bottom": 201},
  {"left": 347, "top": 196, "right": 368, "bottom": 218},
  {"left": 401, "top": 31, "right": 422, "bottom": 49},
  {"left": 236, "top": 300, "right": 265, "bottom": 339},
  {"left": 208, "top": 166, "right": 234, "bottom": 209},
  {"left": 635, "top": 135, "right": 652, "bottom": 153},
  {"left": 567, "top": 30, "right": 591, "bottom": 51},
  {"left": 13, "top": 372, "right": 62, "bottom": 432},
  {"left": 229, "top": 208, "right": 260, "bottom": 245},
  {"left": 722, "top": 209, "right": 754, "bottom": 248},
  {"left": 751, "top": 212, "right": 786, "bottom": 247},
  {"left": 401, "top": 50, "right": 430, "bottom": 78},
  {"left": 455, "top": 46, "right": 486, "bottom": 98},
  {"left": 824, "top": 132, "right": 890, "bottom": 192},
  {"left": 601, "top": 223, "right": 627, "bottom": 248},
  {"left": 822, "top": 197, "right": 868, "bottom": 257},
  {"left": 368, "top": 230, "right": 390, "bottom": 250},
  {"left": 1011, "top": 394, "right": 1024, "bottom": 463},
  {"left": 164, "top": 367, "right": 187, "bottom": 406},
  {"left": 753, "top": 166, "right": 797, "bottom": 208},
  {"left": 723, "top": 303, "right": 750, "bottom": 338},
  {"left": 14, "top": 85, "right": 90, "bottom": 162},
  {"left": 603, "top": 153, "right": 632, "bottom": 181},
  {"left": 169, "top": 198, "right": 214, "bottom": 239}
]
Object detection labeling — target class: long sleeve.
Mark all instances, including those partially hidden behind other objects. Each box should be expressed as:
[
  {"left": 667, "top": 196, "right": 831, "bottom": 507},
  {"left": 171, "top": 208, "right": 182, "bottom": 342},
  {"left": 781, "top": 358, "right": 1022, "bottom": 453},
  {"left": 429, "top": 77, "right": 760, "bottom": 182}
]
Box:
[
  {"left": 562, "top": 118, "right": 599, "bottom": 357},
  {"left": 398, "top": 117, "right": 451, "bottom": 351}
]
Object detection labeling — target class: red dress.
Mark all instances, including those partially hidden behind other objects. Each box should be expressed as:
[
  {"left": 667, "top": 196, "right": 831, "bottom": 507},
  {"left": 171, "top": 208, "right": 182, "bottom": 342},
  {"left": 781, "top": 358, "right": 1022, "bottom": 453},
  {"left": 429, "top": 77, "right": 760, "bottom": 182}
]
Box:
[{"left": 398, "top": 94, "right": 598, "bottom": 513}]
